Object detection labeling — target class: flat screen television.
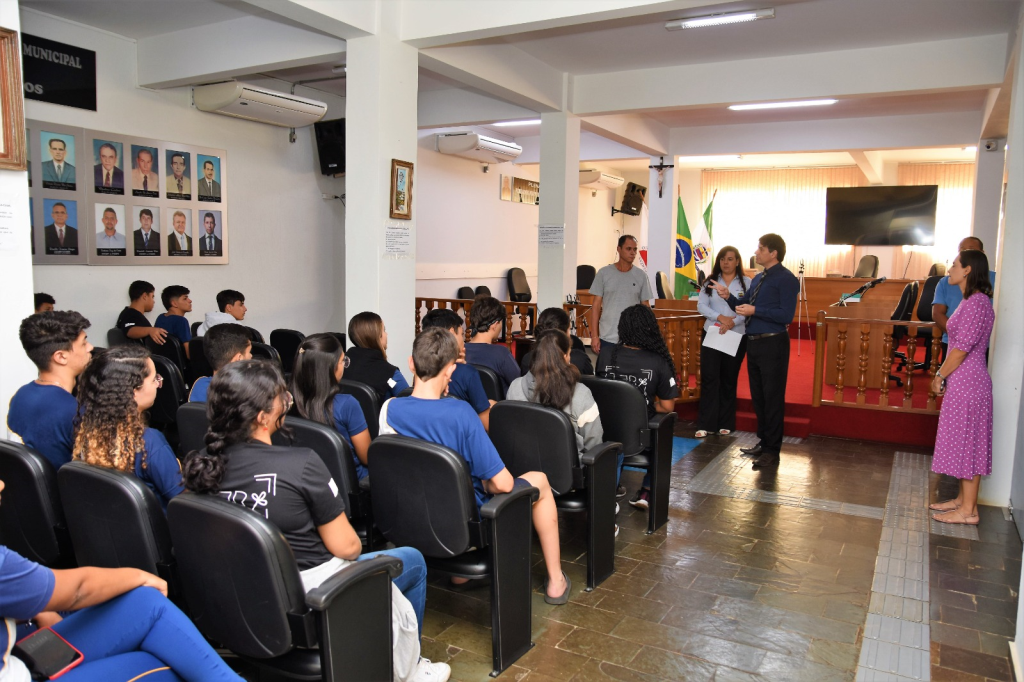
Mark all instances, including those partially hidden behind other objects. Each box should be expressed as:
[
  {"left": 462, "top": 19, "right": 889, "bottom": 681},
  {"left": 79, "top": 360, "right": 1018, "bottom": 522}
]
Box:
[{"left": 824, "top": 185, "right": 938, "bottom": 246}]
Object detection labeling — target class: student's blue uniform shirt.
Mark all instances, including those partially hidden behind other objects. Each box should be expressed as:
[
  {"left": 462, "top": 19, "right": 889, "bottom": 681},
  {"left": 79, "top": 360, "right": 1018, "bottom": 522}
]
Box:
[
  {"left": 448, "top": 363, "right": 490, "bottom": 414},
  {"left": 189, "top": 376, "right": 211, "bottom": 402},
  {"left": 154, "top": 313, "right": 192, "bottom": 343},
  {"left": 139, "top": 428, "right": 185, "bottom": 510},
  {"left": 464, "top": 343, "right": 520, "bottom": 389},
  {"left": 932, "top": 270, "right": 997, "bottom": 343},
  {"left": 1, "top": 546, "right": 55, "bottom": 678},
  {"left": 7, "top": 382, "right": 78, "bottom": 470},
  {"left": 331, "top": 394, "right": 369, "bottom": 480},
  {"left": 382, "top": 397, "right": 506, "bottom": 509},
  {"left": 388, "top": 369, "right": 410, "bottom": 397}
]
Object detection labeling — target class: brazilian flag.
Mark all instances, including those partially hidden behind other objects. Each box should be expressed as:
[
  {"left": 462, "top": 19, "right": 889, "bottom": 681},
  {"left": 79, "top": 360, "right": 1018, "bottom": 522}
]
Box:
[{"left": 675, "top": 197, "right": 697, "bottom": 295}]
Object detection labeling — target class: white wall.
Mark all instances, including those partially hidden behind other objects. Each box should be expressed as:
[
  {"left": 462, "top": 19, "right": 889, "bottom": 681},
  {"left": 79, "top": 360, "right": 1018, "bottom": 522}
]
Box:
[
  {"left": 576, "top": 163, "right": 647, "bottom": 274},
  {"left": 23, "top": 10, "right": 347, "bottom": 339}
]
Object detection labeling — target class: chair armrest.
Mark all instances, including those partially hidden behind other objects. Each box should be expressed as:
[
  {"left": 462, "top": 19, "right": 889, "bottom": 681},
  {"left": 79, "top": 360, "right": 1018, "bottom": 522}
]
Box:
[
  {"left": 648, "top": 412, "right": 676, "bottom": 431},
  {"left": 580, "top": 441, "right": 621, "bottom": 467},
  {"left": 479, "top": 484, "right": 539, "bottom": 520},
  {"left": 305, "top": 555, "right": 403, "bottom": 611}
]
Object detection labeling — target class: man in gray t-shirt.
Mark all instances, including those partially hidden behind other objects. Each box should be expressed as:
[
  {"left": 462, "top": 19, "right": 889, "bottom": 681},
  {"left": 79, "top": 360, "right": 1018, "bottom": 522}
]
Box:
[{"left": 589, "top": 234, "right": 654, "bottom": 354}]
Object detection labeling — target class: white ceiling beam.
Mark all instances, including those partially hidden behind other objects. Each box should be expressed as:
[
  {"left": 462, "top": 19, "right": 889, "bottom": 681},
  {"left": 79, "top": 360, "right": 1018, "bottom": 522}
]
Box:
[
  {"left": 516, "top": 132, "right": 648, "bottom": 164},
  {"left": 581, "top": 114, "right": 668, "bottom": 156},
  {"left": 982, "top": 39, "right": 1018, "bottom": 139},
  {"left": 572, "top": 34, "right": 1008, "bottom": 115},
  {"left": 401, "top": 0, "right": 743, "bottom": 48},
  {"left": 419, "top": 44, "right": 565, "bottom": 113},
  {"left": 138, "top": 15, "right": 345, "bottom": 88},
  {"left": 418, "top": 88, "right": 538, "bottom": 129},
  {"left": 848, "top": 150, "right": 884, "bottom": 184},
  {"left": 238, "top": 0, "right": 377, "bottom": 39}
]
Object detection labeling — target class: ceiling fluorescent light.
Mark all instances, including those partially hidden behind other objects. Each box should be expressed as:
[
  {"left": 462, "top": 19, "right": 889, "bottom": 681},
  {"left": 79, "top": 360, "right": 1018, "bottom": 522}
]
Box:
[
  {"left": 666, "top": 8, "right": 774, "bottom": 30},
  {"left": 678, "top": 155, "right": 742, "bottom": 163},
  {"left": 729, "top": 99, "right": 838, "bottom": 111},
  {"left": 492, "top": 119, "right": 541, "bottom": 127}
]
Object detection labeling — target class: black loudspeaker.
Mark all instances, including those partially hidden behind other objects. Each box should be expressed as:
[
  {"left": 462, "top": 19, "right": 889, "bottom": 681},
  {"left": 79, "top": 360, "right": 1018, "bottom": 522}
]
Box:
[
  {"left": 618, "top": 182, "right": 647, "bottom": 216},
  {"left": 314, "top": 118, "right": 345, "bottom": 176}
]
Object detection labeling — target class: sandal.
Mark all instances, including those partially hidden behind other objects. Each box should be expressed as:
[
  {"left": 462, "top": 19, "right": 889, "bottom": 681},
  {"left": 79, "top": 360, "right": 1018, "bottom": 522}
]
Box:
[
  {"left": 932, "top": 509, "right": 979, "bottom": 525},
  {"left": 695, "top": 430, "right": 709, "bottom": 438},
  {"left": 928, "top": 499, "right": 960, "bottom": 512},
  {"left": 543, "top": 571, "right": 571, "bottom": 605},
  {"left": 718, "top": 429, "right": 731, "bottom": 436}
]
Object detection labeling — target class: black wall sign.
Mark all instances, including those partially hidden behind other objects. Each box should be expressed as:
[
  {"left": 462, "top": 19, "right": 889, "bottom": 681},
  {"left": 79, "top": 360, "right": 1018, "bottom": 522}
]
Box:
[{"left": 22, "top": 34, "right": 97, "bottom": 111}]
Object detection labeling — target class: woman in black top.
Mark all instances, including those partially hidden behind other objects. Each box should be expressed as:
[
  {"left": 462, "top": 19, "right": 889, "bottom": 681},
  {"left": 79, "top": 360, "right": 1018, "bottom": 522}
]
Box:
[{"left": 343, "top": 311, "right": 410, "bottom": 402}]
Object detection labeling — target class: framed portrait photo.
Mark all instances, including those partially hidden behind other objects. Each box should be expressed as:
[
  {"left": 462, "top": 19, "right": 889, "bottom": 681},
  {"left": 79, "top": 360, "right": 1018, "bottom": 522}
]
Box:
[
  {"left": 389, "top": 159, "right": 413, "bottom": 220},
  {"left": 0, "top": 27, "right": 26, "bottom": 171}
]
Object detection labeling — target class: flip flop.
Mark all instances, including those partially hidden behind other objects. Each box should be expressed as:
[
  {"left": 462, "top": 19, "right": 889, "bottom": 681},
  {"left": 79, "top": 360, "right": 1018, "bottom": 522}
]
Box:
[
  {"left": 932, "top": 509, "right": 979, "bottom": 525},
  {"left": 928, "top": 499, "right": 960, "bottom": 511},
  {"left": 718, "top": 429, "right": 732, "bottom": 435},
  {"left": 695, "top": 430, "right": 709, "bottom": 438},
  {"left": 544, "top": 571, "right": 571, "bottom": 605}
]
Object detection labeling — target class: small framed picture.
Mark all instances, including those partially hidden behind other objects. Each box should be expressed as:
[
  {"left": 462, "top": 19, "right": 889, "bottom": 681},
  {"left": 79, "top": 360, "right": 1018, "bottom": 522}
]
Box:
[
  {"left": 389, "top": 159, "right": 414, "bottom": 220},
  {"left": 0, "top": 28, "right": 26, "bottom": 171}
]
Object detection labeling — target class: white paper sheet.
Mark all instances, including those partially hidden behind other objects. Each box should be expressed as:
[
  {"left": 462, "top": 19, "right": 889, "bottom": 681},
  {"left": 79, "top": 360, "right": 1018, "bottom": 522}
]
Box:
[{"left": 702, "top": 325, "right": 743, "bottom": 357}]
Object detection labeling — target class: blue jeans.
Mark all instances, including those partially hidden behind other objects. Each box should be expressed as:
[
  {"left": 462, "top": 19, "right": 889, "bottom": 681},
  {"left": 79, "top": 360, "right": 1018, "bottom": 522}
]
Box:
[
  {"left": 359, "top": 546, "right": 427, "bottom": 637},
  {"left": 51, "top": 586, "right": 242, "bottom": 681}
]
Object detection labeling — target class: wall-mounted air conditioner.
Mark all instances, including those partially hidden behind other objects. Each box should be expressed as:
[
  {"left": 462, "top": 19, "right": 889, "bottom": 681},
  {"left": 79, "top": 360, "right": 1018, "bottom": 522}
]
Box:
[
  {"left": 193, "top": 81, "right": 328, "bottom": 128},
  {"left": 436, "top": 132, "right": 523, "bottom": 163},
  {"left": 579, "top": 170, "right": 625, "bottom": 190}
]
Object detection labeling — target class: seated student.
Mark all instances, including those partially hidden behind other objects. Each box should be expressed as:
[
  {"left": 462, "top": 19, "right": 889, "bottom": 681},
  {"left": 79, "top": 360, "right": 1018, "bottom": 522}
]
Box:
[
  {"left": 420, "top": 308, "right": 493, "bottom": 431},
  {"left": 116, "top": 280, "right": 168, "bottom": 345},
  {"left": 34, "top": 292, "right": 55, "bottom": 313},
  {"left": 8, "top": 311, "right": 93, "bottom": 470},
  {"left": 344, "top": 311, "right": 410, "bottom": 402},
  {"left": 519, "top": 308, "right": 593, "bottom": 377},
  {"left": 596, "top": 305, "right": 680, "bottom": 511},
  {"left": 464, "top": 296, "right": 520, "bottom": 390},
  {"left": 0, "top": 497, "right": 244, "bottom": 681},
  {"left": 380, "top": 328, "right": 571, "bottom": 605},
  {"left": 189, "top": 322, "right": 252, "bottom": 402},
  {"left": 291, "top": 333, "right": 371, "bottom": 481},
  {"left": 182, "top": 361, "right": 448, "bottom": 682},
  {"left": 154, "top": 284, "right": 193, "bottom": 358},
  {"left": 196, "top": 289, "right": 247, "bottom": 337},
  {"left": 74, "top": 345, "right": 184, "bottom": 510}
]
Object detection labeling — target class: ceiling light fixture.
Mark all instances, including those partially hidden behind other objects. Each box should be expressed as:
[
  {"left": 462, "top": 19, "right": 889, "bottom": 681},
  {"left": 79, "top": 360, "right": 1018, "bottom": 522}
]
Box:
[
  {"left": 729, "top": 99, "right": 838, "bottom": 111},
  {"left": 492, "top": 119, "right": 541, "bottom": 127},
  {"left": 677, "top": 155, "right": 742, "bottom": 163},
  {"left": 962, "top": 146, "right": 977, "bottom": 152},
  {"left": 666, "top": 8, "right": 774, "bottom": 30}
]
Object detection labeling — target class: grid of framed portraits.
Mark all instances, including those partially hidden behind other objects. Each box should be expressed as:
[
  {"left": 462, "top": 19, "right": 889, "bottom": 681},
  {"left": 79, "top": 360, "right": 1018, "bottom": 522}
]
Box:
[{"left": 27, "top": 119, "right": 228, "bottom": 265}]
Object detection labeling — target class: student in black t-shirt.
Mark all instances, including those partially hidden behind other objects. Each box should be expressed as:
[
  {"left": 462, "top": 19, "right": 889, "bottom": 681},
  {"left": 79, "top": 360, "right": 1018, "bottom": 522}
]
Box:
[
  {"left": 344, "top": 311, "right": 410, "bottom": 402},
  {"left": 115, "top": 280, "right": 167, "bottom": 346},
  {"left": 597, "top": 304, "right": 681, "bottom": 511},
  {"left": 419, "top": 308, "right": 493, "bottom": 430},
  {"left": 519, "top": 307, "right": 593, "bottom": 377}
]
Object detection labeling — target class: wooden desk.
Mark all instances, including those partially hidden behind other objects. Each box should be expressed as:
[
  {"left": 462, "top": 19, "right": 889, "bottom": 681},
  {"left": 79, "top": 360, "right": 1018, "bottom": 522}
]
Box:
[{"left": 805, "top": 277, "right": 923, "bottom": 322}]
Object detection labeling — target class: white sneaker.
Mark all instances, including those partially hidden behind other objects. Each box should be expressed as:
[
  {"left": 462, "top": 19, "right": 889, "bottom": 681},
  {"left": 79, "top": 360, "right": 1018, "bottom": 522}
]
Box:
[
  {"left": 412, "top": 658, "right": 451, "bottom": 682},
  {"left": 615, "top": 502, "right": 620, "bottom": 515}
]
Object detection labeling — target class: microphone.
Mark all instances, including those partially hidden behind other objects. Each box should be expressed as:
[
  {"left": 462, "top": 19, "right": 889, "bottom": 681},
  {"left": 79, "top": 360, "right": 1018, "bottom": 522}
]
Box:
[{"left": 866, "top": 276, "right": 887, "bottom": 288}]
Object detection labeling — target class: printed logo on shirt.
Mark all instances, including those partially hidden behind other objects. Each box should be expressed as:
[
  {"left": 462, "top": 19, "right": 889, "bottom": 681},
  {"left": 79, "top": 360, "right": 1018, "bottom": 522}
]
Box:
[
  {"left": 387, "top": 378, "right": 397, "bottom": 388},
  {"left": 328, "top": 478, "right": 339, "bottom": 497},
  {"left": 669, "top": 377, "right": 677, "bottom": 387},
  {"left": 221, "top": 473, "right": 278, "bottom": 518}
]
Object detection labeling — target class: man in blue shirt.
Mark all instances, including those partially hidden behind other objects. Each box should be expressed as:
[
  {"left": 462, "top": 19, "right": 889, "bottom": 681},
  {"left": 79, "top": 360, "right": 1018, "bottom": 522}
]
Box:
[
  {"left": 7, "top": 311, "right": 93, "bottom": 469},
  {"left": 712, "top": 233, "right": 799, "bottom": 469},
  {"left": 420, "top": 308, "right": 494, "bottom": 430},
  {"left": 380, "top": 328, "right": 571, "bottom": 604},
  {"left": 188, "top": 323, "right": 252, "bottom": 402},
  {"left": 155, "top": 285, "right": 193, "bottom": 359},
  {"left": 932, "top": 236, "right": 997, "bottom": 351}
]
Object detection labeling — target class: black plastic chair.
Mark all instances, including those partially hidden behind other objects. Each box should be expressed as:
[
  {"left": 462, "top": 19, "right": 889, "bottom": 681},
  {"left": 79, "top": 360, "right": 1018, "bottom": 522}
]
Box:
[
  {"left": 471, "top": 363, "right": 506, "bottom": 401},
  {"left": 57, "top": 462, "right": 181, "bottom": 603},
  {"left": 187, "top": 337, "right": 214, "bottom": 385},
  {"left": 176, "top": 402, "right": 208, "bottom": 458},
  {"left": 656, "top": 271, "right": 675, "bottom": 300},
  {"left": 489, "top": 402, "right": 620, "bottom": 589},
  {"left": 168, "top": 494, "right": 398, "bottom": 681},
  {"left": 915, "top": 275, "right": 944, "bottom": 368},
  {"left": 890, "top": 281, "right": 921, "bottom": 385},
  {"left": 369, "top": 435, "right": 538, "bottom": 676},
  {"left": 329, "top": 332, "right": 347, "bottom": 350},
  {"left": 457, "top": 286, "right": 474, "bottom": 299},
  {"left": 928, "top": 263, "right": 947, "bottom": 277},
  {"left": 506, "top": 268, "right": 531, "bottom": 302},
  {"left": 855, "top": 255, "right": 880, "bottom": 278},
  {"left": 580, "top": 376, "right": 677, "bottom": 534},
  {"left": 474, "top": 285, "right": 491, "bottom": 297},
  {"left": 146, "top": 334, "right": 188, "bottom": 378},
  {"left": 190, "top": 320, "right": 202, "bottom": 337},
  {"left": 0, "top": 441, "right": 75, "bottom": 567},
  {"left": 577, "top": 265, "right": 597, "bottom": 291},
  {"left": 339, "top": 379, "right": 381, "bottom": 439},
  {"left": 397, "top": 387, "right": 414, "bottom": 397},
  {"left": 149, "top": 355, "right": 187, "bottom": 433},
  {"left": 107, "top": 327, "right": 129, "bottom": 347},
  {"left": 251, "top": 342, "right": 283, "bottom": 367},
  {"left": 270, "top": 329, "right": 305, "bottom": 374},
  {"left": 247, "top": 326, "right": 266, "bottom": 344}
]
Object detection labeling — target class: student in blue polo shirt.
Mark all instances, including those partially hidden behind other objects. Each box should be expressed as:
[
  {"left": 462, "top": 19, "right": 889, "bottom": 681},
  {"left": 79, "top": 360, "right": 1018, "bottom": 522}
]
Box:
[
  {"left": 419, "top": 307, "right": 493, "bottom": 430},
  {"left": 932, "top": 236, "right": 997, "bottom": 353},
  {"left": 380, "top": 328, "right": 571, "bottom": 604},
  {"left": 154, "top": 284, "right": 193, "bottom": 358},
  {"left": 291, "top": 333, "right": 371, "bottom": 481},
  {"left": 8, "top": 311, "right": 93, "bottom": 470},
  {"left": 74, "top": 345, "right": 184, "bottom": 510},
  {"left": 189, "top": 323, "right": 252, "bottom": 402},
  {"left": 464, "top": 296, "right": 521, "bottom": 391}
]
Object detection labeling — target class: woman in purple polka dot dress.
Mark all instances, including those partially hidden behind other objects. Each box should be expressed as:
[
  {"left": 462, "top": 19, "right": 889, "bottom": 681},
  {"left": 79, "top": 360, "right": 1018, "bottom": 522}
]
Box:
[{"left": 929, "top": 249, "right": 994, "bottom": 525}]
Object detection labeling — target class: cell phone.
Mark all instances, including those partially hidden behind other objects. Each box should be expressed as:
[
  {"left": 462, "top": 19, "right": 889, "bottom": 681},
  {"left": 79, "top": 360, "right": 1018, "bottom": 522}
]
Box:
[{"left": 13, "top": 627, "right": 84, "bottom": 679}]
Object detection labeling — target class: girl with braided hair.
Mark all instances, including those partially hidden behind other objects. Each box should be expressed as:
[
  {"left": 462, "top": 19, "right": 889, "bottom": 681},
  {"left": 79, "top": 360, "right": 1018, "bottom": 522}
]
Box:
[
  {"left": 597, "top": 304, "right": 681, "bottom": 510},
  {"left": 74, "top": 345, "right": 184, "bottom": 509}
]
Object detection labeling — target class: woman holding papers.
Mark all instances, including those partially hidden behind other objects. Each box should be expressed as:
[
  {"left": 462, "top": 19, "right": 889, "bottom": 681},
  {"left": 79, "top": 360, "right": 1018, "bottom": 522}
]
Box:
[{"left": 695, "top": 246, "right": 752, "bottom": 438}]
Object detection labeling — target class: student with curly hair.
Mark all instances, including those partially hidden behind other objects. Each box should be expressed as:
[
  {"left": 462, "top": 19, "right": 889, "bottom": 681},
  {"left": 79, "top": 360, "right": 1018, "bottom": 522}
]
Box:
[
  {"left": 464, "top": 296, "right": 520, "bottom": 390},
  {"left": 8, "top": 311, "right": 93, "bottom": 470},
  {"left": 597, "top": 304, "right": 680, "bottom": 510},
  {"left": 344, "top": 311, "right": 410, "bottom": 402},
  {"left": 73, "top": 345, "right": 184, "bottom": 510},
  {"left": 291, "top": 333, "right": 372, "bottom": 481}
]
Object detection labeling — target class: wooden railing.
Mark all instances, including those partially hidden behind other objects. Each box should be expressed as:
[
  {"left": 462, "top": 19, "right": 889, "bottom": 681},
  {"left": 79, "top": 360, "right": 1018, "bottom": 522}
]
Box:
[
  {"left": 812, "top": 310, "right": 943, "bottom": 413},
  {"left": 414, "top": 298, "right": 537, "bottom": 340},
  {"left": 656, "top": 314, "right": 705, "bottom": 402}
]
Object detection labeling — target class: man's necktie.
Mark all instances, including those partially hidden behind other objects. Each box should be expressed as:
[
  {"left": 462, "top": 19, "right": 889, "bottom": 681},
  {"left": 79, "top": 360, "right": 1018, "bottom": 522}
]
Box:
[
  {"left": 58, "top": 228, "right": 64, "bottom": 246},
  {"left": 180, "top": 234, "right": 186, "bottom": 250},
  {"left": 748, "top": 272, "right": 767, "bottom": 305},
  {"left": 177, "top": 179, "right": 183, "bottom": 193},
  {"left": 105, "top": 171, "right": 111, "bottom": 187},
  {"left": 143, "top": 233, "right": 149, "bottom": 248},
  {"left": 207, "top": 237, "right": 213, "bottom": 251},
  {"left": 56, "top": 164, "right": 62, "bottom": 178},
  {"left": 143, "top": 176, "right": 148, "bottom": 191}
]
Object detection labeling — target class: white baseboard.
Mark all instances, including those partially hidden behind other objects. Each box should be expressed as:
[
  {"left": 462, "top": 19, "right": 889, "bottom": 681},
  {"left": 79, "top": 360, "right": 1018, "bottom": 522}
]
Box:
[{"left": 1010, "top": 639, "right": 1022, "bottom": 682}]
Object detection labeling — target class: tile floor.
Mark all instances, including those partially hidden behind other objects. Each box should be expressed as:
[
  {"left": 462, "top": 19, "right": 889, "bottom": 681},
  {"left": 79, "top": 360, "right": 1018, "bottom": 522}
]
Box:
[{"left": 418, "top": 427, "right": 1022, "bottom": 682}]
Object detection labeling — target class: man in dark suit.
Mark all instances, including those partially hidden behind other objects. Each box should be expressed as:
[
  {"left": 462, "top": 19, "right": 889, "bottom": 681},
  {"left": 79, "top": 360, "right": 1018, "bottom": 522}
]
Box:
[
  {"left": 198, "top": 160, "right": 221, "bottom": 200},
  {"left": 41, "top": 138, "right": 76, "bottom": 187},
  {"left": 93, "top": 143, "right": 124, "bottom": 190},
  {"left": 133, "top": 208, "right": 160, "bottom": 254},
  {"left": 43, "top": 202, "right": 78, "bottom": 255},
  {"left": 199, "top": 212, "right": 223, "bottom": 256},
  {"left": 167, "top": 210, "right": 192, "bottom": 256}
]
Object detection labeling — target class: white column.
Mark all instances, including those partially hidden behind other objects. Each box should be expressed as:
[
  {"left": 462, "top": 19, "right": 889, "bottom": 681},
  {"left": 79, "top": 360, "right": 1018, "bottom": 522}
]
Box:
[
  {"left": 971, "top": 139, "right": 1006, "bottom": 262},
  {"left": 647, "top": 161, "right": 678, "bottom": 296},
  {"left": 0, "top": 0, "right": 36, "bottom": 436},
  {"left": 344, "top": 6, "right": 419, "bottom": 367},
  {"left": 537, "top": 111, "right": 580, "bottom": 310}
]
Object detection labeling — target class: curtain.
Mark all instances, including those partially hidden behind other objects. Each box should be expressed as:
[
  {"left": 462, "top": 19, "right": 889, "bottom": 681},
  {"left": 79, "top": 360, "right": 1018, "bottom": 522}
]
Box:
[
  {"left": 896, "top": 163, "right": 975, "bottom": 280},
  {"left": 700, "top": 167, "right": 866, "bottom": 278}
]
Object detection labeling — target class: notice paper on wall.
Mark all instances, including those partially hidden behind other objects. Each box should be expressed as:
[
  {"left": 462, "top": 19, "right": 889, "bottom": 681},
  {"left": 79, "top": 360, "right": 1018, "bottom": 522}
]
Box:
[
  {"left": 0, "top": 196, "right": 17, "bottom": 251},
  {"left": 702, "top": 325, "right": 744, "bottom": 357},
  {"left": 539, "top": 224, "right": 564, "bottom": 248},
  {"left": 384, "top": 220, "right": 413, "bottom": 258}
]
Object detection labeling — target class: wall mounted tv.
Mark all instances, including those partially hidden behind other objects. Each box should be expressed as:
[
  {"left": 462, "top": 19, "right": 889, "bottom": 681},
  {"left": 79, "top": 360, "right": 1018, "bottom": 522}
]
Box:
[{"left": 824, "top": 185, "right": 938, "bottom": 246}]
